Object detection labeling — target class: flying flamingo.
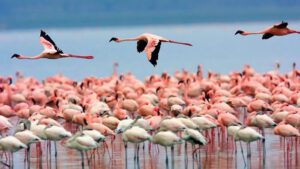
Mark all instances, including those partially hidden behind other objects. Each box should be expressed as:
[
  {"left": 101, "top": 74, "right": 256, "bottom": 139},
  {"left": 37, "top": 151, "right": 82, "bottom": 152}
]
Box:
[
  {"left": 11, "top": 30, "right": 94, "bottom": 60},
  {"left": 235, "top": 21, "right": 300, "bottom": 39},
  {"left": 109, "top": 33, "right": 192, "bottom": 66}
]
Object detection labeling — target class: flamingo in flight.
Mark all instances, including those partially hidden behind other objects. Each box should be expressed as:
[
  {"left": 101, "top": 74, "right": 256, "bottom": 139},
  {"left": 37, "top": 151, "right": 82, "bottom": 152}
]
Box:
[
  {"left": 235, "top": 21, "right": 300, "bottom": 39},
  {"left": 11, "top": 30, "right": 94, "bottom": 60},
  {"left": 109, "top": 33, "right": 192, "bottom": 66}
]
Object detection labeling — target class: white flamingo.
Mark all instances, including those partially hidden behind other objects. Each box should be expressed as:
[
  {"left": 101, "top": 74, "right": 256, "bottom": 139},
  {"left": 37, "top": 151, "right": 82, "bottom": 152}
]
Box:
[{"left": 0, "top": 136, "right": 27, "bottom": 168}]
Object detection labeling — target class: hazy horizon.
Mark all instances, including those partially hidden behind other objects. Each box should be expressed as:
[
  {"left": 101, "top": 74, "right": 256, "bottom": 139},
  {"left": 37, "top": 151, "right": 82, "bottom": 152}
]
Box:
[{"left": 1, "top": 0, "right": 300, "bottom": 30}]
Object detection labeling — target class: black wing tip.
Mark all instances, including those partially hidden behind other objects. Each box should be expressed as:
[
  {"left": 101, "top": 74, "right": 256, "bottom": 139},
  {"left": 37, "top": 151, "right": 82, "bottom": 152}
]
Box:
[
  {"left": 40, "top": 30, "right": 46, "bottom": 36},
  {"left": 262, "top": 33, "right": 274, "bottom": 40},
  {"left": 137, "top": 40, "right": 147, "bottom": 53},
  {"left": 151, "top": 62, "right": 157, "bottom": 67}
]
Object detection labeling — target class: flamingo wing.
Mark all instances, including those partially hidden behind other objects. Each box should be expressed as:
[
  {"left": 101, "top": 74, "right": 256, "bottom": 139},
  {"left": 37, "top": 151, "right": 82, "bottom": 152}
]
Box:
[
  {"left": 262, "top": 33, "right": 274, "bottom": 39},
  {"left": 39, "top": 30, "right": 63, "bottom": 54},
  {"left": 145, "top": 38, "right": 161, "bottom": 67},
  {"left": 137, "top": 40, "right": 147, "bottom": 53},
  {"left": 273, "top": 21, "right": 288, "bottom": 29}
]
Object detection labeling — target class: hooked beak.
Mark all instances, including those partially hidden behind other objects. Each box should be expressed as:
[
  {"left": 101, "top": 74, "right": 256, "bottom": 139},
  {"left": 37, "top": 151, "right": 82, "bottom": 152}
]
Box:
[
  {"left": 11, "top": 54, "right": 20, "bottom": 59},
  {"left": 109, "top": 37, "right": 118, "bottom": 42},
  {"left": 235, "top": 30, "right": 244, "bottom": 35}
]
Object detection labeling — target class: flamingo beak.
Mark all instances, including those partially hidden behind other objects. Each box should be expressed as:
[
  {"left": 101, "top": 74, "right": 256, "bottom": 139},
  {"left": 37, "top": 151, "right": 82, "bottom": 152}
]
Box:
[
  {"left": 235, "top": 30, "right": 244, "bottom": 35},
  {"left": 11, "top": 54, "right": 20, "bottom": 59},
  {"left": 109, "top": 37, "right": 118, "bottom": 42}
]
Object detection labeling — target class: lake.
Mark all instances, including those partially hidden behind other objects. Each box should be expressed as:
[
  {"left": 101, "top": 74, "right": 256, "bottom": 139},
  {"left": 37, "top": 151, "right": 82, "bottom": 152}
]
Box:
[
  {"left": 0, "top": 21, "right": 300, "bottom": 169},
  {"left": 0, "top": 21, "right": 299, "bottom": 81}
]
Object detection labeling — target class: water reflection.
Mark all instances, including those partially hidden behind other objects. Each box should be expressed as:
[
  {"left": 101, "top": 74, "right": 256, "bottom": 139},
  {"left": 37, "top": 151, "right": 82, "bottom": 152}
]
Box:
[{"left": 0, "top": 125, "right": 299, "bottom": 169}]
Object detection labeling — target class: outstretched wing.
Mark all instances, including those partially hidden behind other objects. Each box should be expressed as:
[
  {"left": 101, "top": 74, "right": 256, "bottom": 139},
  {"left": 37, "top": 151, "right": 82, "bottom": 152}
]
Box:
[
  {"left": 137, "top": 40, "right": 147, "bottom": 53},
  {"left": 39, "top": 30, "right": 63, "bottom": 54},
  {"left": 145, "top": 38, "right": 161, "bottom": 67},
  {"left": 262, "top": 33, "right": 274, "bottom": 39},
  {"left": 273, "top": 21, "right": 288, "bottom": 29}
]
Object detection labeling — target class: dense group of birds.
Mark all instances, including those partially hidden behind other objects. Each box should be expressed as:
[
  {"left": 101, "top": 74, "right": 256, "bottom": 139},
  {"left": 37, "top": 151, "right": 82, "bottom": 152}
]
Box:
[{"left": 0, "top": 62, "right": 299, "bottom": 168}]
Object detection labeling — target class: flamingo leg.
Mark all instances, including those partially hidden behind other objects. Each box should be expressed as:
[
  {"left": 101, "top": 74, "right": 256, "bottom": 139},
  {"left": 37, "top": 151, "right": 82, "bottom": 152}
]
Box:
[
  {"left": 27, "top": 145, "right": 31, "bottom": 169},
  {"left": 239, "top": 141, "right": 246, "bottom": 167},
  {"left": 80, "top": 151, "right": 84, "bottom": 169},
  {"left": 165, "top": 146, "right": 169, "bottom": 166},
  {"left": 54, "top": 141, "right": 57, "bottom": 157},
  {"left": 124, "top": 142, "right": 128, "bottom": 169},
  {"left": 0, "top": 159, "right": 10, "bottom": 168},
  {"left": 171, "top": 145, "right": 174, "bottom": 169},
  {"left": 198, "top": 146, "right": 201, "bottom": 169},
  {"left": 10, "top": 152, "right": 13, "bottom": 169},
  {"left": 184, "top": 142, "right": 188, "bottom": 169}
]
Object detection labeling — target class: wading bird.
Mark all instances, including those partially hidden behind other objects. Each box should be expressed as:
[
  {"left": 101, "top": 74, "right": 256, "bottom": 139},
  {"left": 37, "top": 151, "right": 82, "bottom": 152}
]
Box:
[
  {"left": 109, "top": 33, "right": 192, "bottom": 66},
  {"left": 235, "top": 21, "right": 300, "bottom": 39},
  {"left": 11, "top": 30, "right": 94, "bottom": 60}
]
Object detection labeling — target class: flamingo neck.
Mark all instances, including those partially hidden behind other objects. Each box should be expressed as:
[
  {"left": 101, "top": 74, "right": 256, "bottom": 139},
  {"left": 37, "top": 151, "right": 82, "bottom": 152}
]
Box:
[
  {"left": 288, "top": 29, "right": 300, "bottom": 34},
  {"left": 17, "top": 55, "right": 40, "bottom": 59},
  {"left": 242, "top": 32, "right": 263, "bottom": 35},
  {"left": 118, "top": 37, "right": 139, "bottom": 42}
]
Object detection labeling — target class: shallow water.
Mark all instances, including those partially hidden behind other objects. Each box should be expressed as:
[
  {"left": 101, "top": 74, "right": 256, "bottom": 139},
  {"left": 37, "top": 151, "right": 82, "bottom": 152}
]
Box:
[
  {"left": 0, "top": 21, "right": 300, "bottom": 81},
  {"left": 4, "top": 122, "right": 299, "bottom": 169}
]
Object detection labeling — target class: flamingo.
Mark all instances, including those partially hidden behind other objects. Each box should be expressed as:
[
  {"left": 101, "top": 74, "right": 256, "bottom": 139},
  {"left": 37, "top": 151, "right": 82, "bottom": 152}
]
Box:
[
  {"left": 11, "top": 30, "right": 94, "bottom": 60},
  {"left": 82, "top": 129, "right": 106, "bottom": 143},
  {"left": 14, "top": 119, "right": 41, "bottom": 165},
  {"left": 109, "top": 33, "right": 192, "bottom": 66},
  {"left": 182, "top": 128, "right": 207, "bottom": 169},
  {"left": 235, "top": 21, "right": 300, "bottom": 39},
  {"left": 234, "top": 126, "right": 264, "bottom": 165},
  {"left": 122, "top": 126, "right": 151, "bottom": 166},
  {"left": 0, "top": 136, "right": 27, "bottom": 168},
  {"left": 65, "top": 132, "right": 98, "bottom": 169},
  {"left": 151, "top": 131, "right": 182, "bottom": 167},
  {"left": 0, "top": 115, "right": 12, "bottom": 131},
  {"left": 119, "top": 116, "right": 150, "bottom": 167},
  {"left": 43, "top": 124, "right": 72, "bottom": 157}
]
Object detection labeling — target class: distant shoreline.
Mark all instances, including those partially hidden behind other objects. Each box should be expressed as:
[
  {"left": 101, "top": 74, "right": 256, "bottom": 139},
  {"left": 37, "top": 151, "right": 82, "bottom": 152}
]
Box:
[{"left": 1, "top": 9, "right": 300, "bottom": 31}]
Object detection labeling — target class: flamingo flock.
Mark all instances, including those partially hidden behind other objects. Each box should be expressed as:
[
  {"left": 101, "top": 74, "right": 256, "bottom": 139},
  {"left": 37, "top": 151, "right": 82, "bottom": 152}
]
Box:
[
  {"left": 2, "top": 20, "right": 300, "bottom": 169},
  {"left": 0, "top": 61, "right": 298, "bottom": 168}
]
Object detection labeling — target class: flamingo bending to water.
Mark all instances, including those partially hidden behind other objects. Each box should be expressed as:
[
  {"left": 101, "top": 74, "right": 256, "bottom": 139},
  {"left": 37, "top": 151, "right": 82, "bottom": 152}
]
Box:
[
  {"left": 109, "top": 33, "right": 192, "bottom": 66},
  {"left": 12, "top": 30, "right": 94, "bottom": 60},
  {"left": 235, "top": 21, "right": 300, "bottom": 39}
]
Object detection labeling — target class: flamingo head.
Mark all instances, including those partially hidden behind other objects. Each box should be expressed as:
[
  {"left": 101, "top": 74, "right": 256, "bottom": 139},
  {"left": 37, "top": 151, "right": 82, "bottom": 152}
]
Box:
[
  {"left": 235, "top": 30, "right": 244, "bottom": 35},
  {"left": 11, "top": 54, "right": 20, "bottom": 59},
  {"left": 109, "top": 37, "right": 119, "bottom": 42}
]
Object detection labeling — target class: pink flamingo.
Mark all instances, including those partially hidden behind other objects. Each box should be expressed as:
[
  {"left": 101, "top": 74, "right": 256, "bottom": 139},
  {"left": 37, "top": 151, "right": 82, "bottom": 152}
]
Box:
[
  {"left": 235, "top": 21, "right": 300, "bottom": 39},
  {"left": 109, "top": 33, "right": 192, "bottom": 66},
  {"left": 11, "top": 30, "right": 94, "bottom": 60}
]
